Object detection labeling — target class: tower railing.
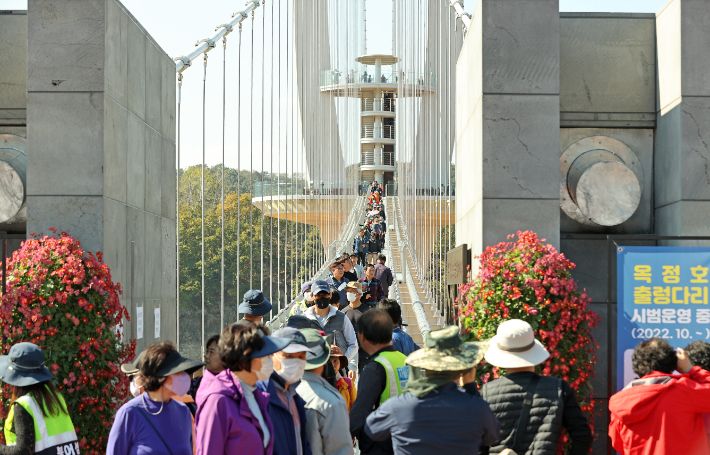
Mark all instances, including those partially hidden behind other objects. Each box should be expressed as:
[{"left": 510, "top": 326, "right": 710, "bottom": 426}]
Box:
[
  {"left": 361, "top": 125, "right": 396, "bottom": 140},
  {"left": 361, "top": 150, "right": 395, "bottom": 166},
  {"left": 362, "top": 98, "right": 396, "bottom": 113},
  {"left": 320, "top": 70, "right": 437, "bottom": 87}
]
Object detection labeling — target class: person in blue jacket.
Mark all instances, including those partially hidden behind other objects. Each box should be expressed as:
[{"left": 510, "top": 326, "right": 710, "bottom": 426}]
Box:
[
  {"left": 353, "top": 229, "right": 369, "bottom": 265},
  {"left": 258, "top": 327, "right": 315, "bottom": 455}
]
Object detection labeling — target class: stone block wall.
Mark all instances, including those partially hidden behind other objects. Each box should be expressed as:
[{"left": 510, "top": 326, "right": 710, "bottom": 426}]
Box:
[
  {"left": 655, "top": 0, "right": 710, "bottom": 246},
  {"left": 26, "top": 0, "right": 177, "bottom": 353},
  {"left": 455, "top": 0, "right": 561, "bottom": 257},
  {"left": 456, "top": 2, "right": 710, "bottom": 453}
]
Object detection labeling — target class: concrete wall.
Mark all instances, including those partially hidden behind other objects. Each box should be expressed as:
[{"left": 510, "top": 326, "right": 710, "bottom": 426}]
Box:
[
  {"left": 0, "top": 12, "right": 29, "bottom": 239},
  {"left": 26, "top": 0, "right": 176, "bottom": 353},
  {"left": 455, "top": 0, "right": 561, "bottom": 256},
  {"left": 0, "top": 11, "right": 27, "bottom": 128},
  {"left": 559, "top": 13, "right": 656, "bottom": 128},
  {"left": 655, "top": 0, "right": 710, "bottom": 245}
]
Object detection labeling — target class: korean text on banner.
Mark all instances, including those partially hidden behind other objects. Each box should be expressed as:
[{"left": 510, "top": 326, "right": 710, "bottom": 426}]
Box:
[{"left": 617, "top": 246, "right": 710, "bottom": 391}]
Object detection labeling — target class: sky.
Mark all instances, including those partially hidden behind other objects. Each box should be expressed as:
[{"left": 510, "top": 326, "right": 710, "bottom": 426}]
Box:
[{"left": 4, "top": 0, "right": 670, "bottom": 171}]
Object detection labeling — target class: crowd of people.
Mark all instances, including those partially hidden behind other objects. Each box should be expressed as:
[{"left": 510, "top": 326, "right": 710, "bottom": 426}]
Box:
[
  {"left": 4, "top": 294, "right": 710, "bottom": 454},
  {"left": 3, "top": 181, "right": 710, "bottom": 455}
]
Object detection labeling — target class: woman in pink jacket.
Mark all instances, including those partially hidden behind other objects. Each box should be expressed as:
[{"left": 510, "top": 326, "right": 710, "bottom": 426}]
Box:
[{"left": 195, "top": 321, "right": 291, "bottom": 455}]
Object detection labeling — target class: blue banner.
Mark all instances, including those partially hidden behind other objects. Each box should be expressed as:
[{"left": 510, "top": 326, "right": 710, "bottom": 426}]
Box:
[{"left": 617, "top": 246, "right": 710, "bottom": 391}]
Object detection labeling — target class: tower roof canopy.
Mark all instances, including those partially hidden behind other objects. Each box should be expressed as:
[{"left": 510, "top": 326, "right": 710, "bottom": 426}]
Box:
[{"left": 355, "top": 54, "right": 399, "bottom": 65}]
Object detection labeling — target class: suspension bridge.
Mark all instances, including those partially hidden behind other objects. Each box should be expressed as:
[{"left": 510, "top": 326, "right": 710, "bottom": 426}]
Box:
[{"left": 170, "top": 0, "right": 460, "bottom": 358}]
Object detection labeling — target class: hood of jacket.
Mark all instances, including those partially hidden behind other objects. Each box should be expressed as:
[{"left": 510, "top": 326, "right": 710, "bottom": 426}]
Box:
[{"left": 609, "top": 371, "right": 685, "bottom": 425}]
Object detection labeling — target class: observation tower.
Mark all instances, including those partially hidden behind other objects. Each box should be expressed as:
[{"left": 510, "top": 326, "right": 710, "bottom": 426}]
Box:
[{"left": 320, "top": 54, "right": 436, "bottom": 189}]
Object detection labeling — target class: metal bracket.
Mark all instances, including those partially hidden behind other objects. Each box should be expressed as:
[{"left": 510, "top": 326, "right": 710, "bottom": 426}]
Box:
[
  {"left": 174, "top": 56, "right": 191, "bottom": 69},
  {"left": 216, "top": 23, "right": 234, "bottom": 33},
  {"left": 196, "top": 38, "right": 217, "bottom": 49},
  {"left": 232, "top": 10, "right": 248, "bottom": 19}
]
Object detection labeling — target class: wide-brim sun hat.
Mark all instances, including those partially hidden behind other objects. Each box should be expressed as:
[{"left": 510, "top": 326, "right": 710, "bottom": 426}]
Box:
[
  {"left": 238, "top": 289, "right": 273, "bottom": 316},
  {"left": 406, "top": 326, "right": 488, "bottom": 372},
  {"left": 299, "top": 328, "right": 331, "bottom": 369},
  {"left": 484, "top": 319, "right": 550, "bottom": 368},
  {"left": 0, "top": 342, "right": 54, "bottom": 387}
]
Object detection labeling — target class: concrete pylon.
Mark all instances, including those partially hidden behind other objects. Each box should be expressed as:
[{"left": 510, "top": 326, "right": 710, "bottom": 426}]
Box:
[
  {"left": 655, "top": 0, "right": 710, "bottom": 244},
  {"left": 455, "top": 0, "right": 561, "bottom": 255}
]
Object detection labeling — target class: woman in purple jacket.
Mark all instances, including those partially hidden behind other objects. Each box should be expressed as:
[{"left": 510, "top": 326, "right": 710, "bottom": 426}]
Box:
[{"left": 195, "top": 321, "right": 291, "bottom": 455}]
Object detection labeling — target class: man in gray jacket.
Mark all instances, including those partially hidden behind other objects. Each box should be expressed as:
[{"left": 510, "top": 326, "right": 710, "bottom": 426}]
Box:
[{"left": 296, "top": 329, "right": 354, "bottom": 455}]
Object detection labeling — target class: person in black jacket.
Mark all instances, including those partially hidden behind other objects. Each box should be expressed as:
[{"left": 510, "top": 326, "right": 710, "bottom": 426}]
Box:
[{"left": 480, "top": 319, "right": 593, "bottom": 455}]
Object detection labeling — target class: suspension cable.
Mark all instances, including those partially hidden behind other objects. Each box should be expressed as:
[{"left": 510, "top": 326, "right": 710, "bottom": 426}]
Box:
[
  {"left": 176, "top": 73, "right": 182, "bottom": 351},
  {"left": 201, "top": 52, "right": 208, "bottom": 355},
  {"left": 236, "top": 21, "right": 242, "bottom": 318},
  {"left": 220, "top": 36, "right": 226, "bottom": 330}
]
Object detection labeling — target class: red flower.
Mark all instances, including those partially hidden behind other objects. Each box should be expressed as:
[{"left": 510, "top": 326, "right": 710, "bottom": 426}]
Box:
[
  {"left": 456, "top": 231, "right": 599, "bottom": 434},
  {"left": 0, "top": 230, "right": 134, "bottom": 452}
]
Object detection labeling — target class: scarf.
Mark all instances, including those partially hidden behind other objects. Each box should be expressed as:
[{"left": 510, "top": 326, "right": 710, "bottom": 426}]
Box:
[{"left": 404, "top": 370, "right": 459, "bottom": 398}]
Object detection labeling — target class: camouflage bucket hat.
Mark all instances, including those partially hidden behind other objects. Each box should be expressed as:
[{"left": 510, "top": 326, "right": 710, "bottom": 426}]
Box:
[{"left": 405, "top": 325, "right": 488, "bottom": 372}]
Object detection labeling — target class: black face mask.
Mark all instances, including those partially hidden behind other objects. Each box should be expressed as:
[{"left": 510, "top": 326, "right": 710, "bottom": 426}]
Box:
[{"left": 315, "top": 298, "right": 330, "bottom": 309}]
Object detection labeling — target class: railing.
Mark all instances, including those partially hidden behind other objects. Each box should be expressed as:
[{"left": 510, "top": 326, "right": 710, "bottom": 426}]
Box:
[
  {"left": 320, "top": 70, "right": 437, "bottom": 87},
  {"left": 391, "top": 197, "right": 432, "bottom": 337},
  {"left": 361, "top": 125, "right": 396, "bottom": 140},
  {"left": 266, "top": 197, "right": 366, "bottom": 330},
  {"left": 362, "top": 98, "right": 396, "bottom": 113},
  {"left": 396, "top": 198, "right": 443, "bottom": 328},
  {"left": 361, "top": 150, "right": 395, "bottom": 167}
]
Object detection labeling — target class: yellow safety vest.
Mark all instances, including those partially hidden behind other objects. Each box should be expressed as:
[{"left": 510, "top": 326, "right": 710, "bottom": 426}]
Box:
[
  {"left": 5, "top": 392, "right": 79, "bottom": 455},
  {"left": 374, "top": 350, "right": 410, "bottom": 403}
]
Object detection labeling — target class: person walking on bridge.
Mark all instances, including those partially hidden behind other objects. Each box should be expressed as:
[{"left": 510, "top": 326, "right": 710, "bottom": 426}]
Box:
[
  {"left": 481, "top": 319, "right": 592, "bottom": 455},
  {"left": 239, "top": 289, "right": 273, "bottom": 323},
  {"left": 350, "top": 309, "right": 410, "bottom": 455},
  {"left": 377, "top": 299, "right": 419, "bottom": 356},
  {"left": 359, "top": 265, "right": 385, "bottom": 307},
  {"left": 364, "top": 326, "right": 500, "bottom": 455},
  {"left": 302, "top": 281, "right": 358, "bottom": 369},
  {"left": 374, "top": 255, "right": 393, "bottom": 297},
  {"left": 0, "top": 342, "right": 80, "bottom": 455},
  {"left": 326, "top": 261, "right": 349, "bottom": 307},
  {"left": 259, "top": 327, "right": 315, "bottom": 455},
  {"left": 296, "top": 329, "right": 354, "bottom": 455}
]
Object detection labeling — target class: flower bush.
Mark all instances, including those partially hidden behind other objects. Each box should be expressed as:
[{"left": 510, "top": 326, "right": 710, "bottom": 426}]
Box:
[
  {"left": 458, "top": 231, "right": 600, "bottom": 429},
  {"left": 0, "top": 229, "right": 135, "bottom": 454}
]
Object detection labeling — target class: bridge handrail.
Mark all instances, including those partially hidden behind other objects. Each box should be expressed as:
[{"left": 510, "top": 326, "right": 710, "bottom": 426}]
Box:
[
  {"left": 391, "top": 197, "right": 432, "bottom": 337},
  {"left": 174, "top": 1, "right": 261, "bottom": 73},
  {"left": 266, "top": 196, "right": 365, "bottom": 329}
]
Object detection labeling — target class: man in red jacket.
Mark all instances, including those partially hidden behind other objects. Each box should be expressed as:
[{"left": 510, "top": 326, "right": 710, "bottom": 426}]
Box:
[{"left": 609, "top": 338, "right": 710, "bottom": 455}]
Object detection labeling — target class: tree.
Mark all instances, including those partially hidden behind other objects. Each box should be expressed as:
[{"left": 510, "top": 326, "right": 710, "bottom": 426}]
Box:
[{"left": 177, "top": 165, "right": 323, "bottom": 360}]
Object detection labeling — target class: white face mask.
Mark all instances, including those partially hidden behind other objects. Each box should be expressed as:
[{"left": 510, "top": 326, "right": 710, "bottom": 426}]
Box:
[
  {"left": 304, "top": 292, "right": 313, "bottom": 302},
  {"left": 164, "top": 371, "right": 191, "bottom": 397},
  {"left": 129, "top": 376, "right": 143, "bottom": 398},
  {"left": 277, "top": 357, "right": 307, "bottom": 384},
  {"left": 346, "top": 293, "right": 358, "bottom": 302},
  {"left": 255, "top": 355, "right": 274, "bottom": 382}
]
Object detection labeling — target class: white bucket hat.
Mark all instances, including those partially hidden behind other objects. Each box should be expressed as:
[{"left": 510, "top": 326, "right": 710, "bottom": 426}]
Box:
[{"left": 484, "top": 319, "right": 550, "bottom": 368}]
